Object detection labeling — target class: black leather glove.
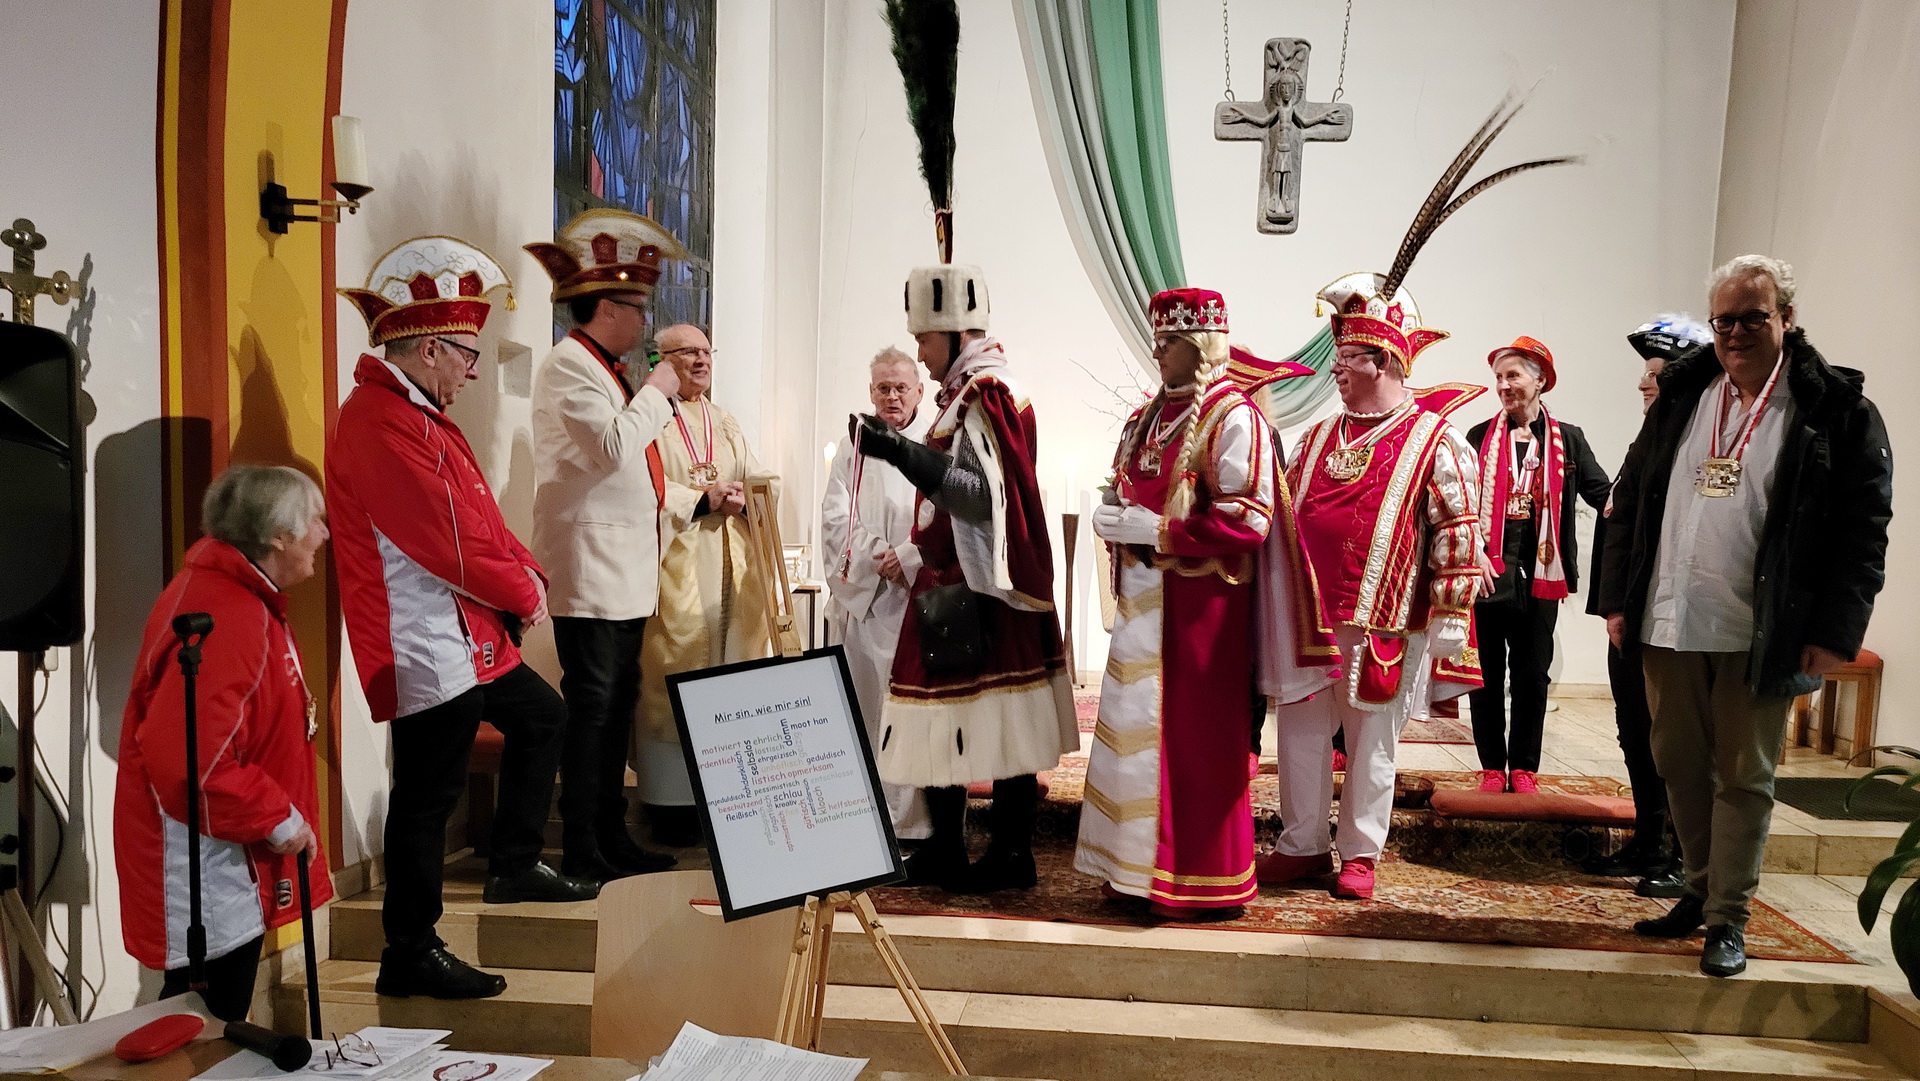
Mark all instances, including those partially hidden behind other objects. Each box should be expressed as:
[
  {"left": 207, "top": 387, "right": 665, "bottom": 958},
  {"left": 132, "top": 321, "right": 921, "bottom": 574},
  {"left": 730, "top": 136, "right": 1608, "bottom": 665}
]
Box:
[{"left": 855, "top": 413, "right": 952, "bottom": 497}]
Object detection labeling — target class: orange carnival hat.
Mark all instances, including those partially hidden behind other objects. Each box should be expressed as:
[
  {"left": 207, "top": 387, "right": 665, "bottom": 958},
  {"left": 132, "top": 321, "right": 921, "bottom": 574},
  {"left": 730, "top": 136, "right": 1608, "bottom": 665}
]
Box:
[{"left": 1487, "top": 335, "right": 1557, "bottom": 392}]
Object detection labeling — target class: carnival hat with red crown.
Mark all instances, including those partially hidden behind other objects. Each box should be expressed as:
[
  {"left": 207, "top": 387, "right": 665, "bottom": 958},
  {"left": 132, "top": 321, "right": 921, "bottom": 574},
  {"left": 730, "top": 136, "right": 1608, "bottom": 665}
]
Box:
[
  {"left": 1149, "top": 287, "right": 1316, "bottom": 392},
  {"left": 524, "top": 208, "right": 689, "bottom": 302},
  {"left": 1315, "top": 89, "right": 1579, "bottom": 375},
  {"left": 1487, "top": 335, "right": 1557, "bottom": 392},
  {"left": 339, "top": 235, "right": 514, "bottom": 347},
  {"left": 1317, "top": 272, "right": 1449, "bottom": 371},
  {"left": 1149, "top": 288, "right": 1230, "bottom": 334}
]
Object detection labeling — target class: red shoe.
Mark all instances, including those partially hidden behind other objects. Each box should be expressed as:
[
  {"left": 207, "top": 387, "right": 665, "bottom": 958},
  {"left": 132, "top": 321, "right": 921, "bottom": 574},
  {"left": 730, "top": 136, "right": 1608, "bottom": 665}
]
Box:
[
  {"left": 1477, "top": 769, "right": 1507, "bottom": 793},
  {"left": 1332, "top": 750, "right": 1349, "bottom": 773},
  {"left": 1332, "top": 856, "right": 1376, "bottom": 900},
  {"left": 1255, "top": 849, "right": 1334, "bottom": 885},
  {"left": 1510, "top": 770, "right": 1540, "bottom": 794}
]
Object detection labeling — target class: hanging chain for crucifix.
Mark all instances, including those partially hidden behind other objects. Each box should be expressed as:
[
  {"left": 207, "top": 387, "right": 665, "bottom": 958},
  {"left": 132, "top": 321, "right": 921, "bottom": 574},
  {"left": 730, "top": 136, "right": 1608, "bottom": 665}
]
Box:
[
  {"left": 1224, "top": 0, "right": 1356, "bottom": 102},
  {"left": 1221, "top": 0, "right": 1236, "bottom": 101},
  {"left": 1331, "top": 0, "right": 1355, "bottom": 101}
]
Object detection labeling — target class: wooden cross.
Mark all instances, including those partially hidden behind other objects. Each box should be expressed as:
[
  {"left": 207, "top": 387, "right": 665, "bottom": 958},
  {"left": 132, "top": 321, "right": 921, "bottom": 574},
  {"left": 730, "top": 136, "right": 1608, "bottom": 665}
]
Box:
[
  {"left": 1214, "top": 38, "right": 1354, "bottom": 235},
  {"left": 0, "top": 219, "right": 75, "bottom": 324}
]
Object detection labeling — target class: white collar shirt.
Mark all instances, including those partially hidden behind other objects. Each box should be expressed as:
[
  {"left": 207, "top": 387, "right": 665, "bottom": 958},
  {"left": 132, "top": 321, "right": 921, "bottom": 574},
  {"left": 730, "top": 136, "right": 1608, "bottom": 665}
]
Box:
[{"left": 1642, "top": 368, "right": 1794, "bottom": 652}]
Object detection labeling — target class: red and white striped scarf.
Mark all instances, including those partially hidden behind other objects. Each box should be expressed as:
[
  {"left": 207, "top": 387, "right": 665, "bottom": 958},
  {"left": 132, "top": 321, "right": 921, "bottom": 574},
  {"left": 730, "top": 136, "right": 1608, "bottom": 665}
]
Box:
[{"left": 1477, "top": 408, "right": 1569, "bottom": 600}]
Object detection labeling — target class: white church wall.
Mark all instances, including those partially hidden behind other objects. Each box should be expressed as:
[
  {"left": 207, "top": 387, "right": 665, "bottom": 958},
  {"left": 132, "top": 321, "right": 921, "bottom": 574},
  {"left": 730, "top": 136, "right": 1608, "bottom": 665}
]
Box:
[
  {"left": 797, "top": 0, "right": 1735, "bottom": 692},
  {"left": 0, "top": 1, "right": 165, "bottom": 1018},
  {"left": 1713, "top": 0, "right": 1920, "bottom": 747}
]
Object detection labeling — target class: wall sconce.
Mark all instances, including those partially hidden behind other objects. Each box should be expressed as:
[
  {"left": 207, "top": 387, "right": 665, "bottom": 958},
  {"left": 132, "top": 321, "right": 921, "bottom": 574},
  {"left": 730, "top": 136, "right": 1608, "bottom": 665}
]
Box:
[{"left": 260, "top": 116, "right": 374, "bottom": 234}]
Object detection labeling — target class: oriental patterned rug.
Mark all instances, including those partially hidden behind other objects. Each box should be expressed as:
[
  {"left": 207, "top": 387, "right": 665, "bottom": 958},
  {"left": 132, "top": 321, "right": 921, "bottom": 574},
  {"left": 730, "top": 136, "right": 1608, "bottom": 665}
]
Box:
[{"left": 868, "top": 766, "right": 1854, "bottom": 965}]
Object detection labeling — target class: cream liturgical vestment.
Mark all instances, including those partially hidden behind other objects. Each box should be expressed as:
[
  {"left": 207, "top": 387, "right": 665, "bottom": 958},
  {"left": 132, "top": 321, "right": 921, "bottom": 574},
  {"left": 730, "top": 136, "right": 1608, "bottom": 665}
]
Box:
[
  {"left": 821, "top": 414, "right": 933, "bottom": 840},
  {"left": 635, "top": 394, "right": 780, "bottom": 805}
]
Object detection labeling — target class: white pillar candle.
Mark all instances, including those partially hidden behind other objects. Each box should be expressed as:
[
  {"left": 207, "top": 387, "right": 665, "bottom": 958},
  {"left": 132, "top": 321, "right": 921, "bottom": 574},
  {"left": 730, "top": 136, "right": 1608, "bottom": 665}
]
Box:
[{"left": 332, "top": 115, "right": 370, "bottom": 190}]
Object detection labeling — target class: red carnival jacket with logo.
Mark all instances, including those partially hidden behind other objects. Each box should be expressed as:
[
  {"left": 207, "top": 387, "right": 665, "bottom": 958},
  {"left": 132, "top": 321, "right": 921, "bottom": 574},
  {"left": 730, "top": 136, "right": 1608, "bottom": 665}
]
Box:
[
  {"left": 115, "top": 538, "right": 334, "bottom": 970},
  {"left": 327, "top": 354, "right": 545, "bottom": 722}
]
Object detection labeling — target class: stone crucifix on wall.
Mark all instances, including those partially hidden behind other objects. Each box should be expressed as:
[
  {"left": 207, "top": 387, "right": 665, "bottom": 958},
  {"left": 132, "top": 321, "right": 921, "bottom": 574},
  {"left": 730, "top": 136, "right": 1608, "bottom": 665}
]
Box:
[{"left": 1214, "top": 38, "right": 1354, "bottom": 234}]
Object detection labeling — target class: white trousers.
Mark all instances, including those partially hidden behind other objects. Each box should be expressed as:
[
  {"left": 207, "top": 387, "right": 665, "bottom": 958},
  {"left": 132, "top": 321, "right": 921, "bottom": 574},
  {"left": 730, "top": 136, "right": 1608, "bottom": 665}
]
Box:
[{"left": 1273, "top": 627, "right": 1427, "bottom": 863}]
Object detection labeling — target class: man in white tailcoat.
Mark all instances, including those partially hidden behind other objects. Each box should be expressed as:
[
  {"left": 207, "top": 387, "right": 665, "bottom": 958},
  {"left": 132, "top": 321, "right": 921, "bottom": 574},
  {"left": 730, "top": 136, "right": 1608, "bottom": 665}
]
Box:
[
  {"left": 821, "top": 348, "right": 932, "bottom": 840},
  {"left": 526, "top": 208, "right": 690, "bottom": 883}
]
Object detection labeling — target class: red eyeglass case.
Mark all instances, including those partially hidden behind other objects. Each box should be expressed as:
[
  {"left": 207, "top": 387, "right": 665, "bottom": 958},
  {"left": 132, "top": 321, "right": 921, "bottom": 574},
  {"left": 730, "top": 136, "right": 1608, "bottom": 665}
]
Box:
[{"left": 114, "top": 1013, "right": 207, "bottom": 1062}]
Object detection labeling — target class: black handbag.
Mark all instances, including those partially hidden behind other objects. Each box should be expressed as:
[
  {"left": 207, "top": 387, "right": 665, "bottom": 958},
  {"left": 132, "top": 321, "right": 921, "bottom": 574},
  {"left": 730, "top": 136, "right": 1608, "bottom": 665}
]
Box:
[{"left": 913, "top": 582, "right": 989, "bottom": 677}]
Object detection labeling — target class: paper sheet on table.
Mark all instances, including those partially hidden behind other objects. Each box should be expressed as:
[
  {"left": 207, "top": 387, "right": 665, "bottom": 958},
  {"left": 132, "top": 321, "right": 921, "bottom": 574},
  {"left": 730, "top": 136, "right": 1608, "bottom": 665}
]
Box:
[
  {"left": 192, "top": 1026, "right": 451, "bottom": 1081},
  {"left": 380, "top": 1050, "right": 553, "bottom": 1081},
  {"left": 0, "top": 995, "right": 214, "bottom": 1074},
  {"left": 636, "top": 1023, "right": 865, "bottom": 1081}
]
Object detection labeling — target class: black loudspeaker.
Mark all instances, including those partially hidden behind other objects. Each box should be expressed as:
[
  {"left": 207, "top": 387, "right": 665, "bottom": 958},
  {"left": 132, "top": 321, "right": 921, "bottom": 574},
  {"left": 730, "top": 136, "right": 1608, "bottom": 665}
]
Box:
[{"left": 0, "top": 321, "right": 84, "bottom": 650}]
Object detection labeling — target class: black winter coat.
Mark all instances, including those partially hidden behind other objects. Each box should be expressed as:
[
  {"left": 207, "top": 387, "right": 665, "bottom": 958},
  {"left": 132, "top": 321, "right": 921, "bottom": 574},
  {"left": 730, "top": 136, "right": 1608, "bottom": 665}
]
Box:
[{"left": 1597, "top": 328, "right": 1893, "bottom": 698}]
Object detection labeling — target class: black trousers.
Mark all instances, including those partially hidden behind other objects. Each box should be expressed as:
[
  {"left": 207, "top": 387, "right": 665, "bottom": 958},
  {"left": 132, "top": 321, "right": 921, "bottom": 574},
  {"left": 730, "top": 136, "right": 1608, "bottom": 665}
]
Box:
[
  {"left": 161, "top": 935, "right": 263, "bottom": 1022},
  {"left": 552, "top": 616, "right": 647, "bottom": 841},
  {"left": 383, "top": 663, "right": 566, "bottom": 952},
  {"left": 1468, "top": 595, "right": 1558, "bottom": 772},
  {"left": 1608, "top": 639, "right": 1668, "bottom": 833}
]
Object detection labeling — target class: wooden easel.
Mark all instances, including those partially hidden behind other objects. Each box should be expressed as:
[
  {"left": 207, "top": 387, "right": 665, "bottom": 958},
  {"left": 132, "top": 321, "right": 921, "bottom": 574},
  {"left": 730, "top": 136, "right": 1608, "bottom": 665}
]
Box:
[
  {"left": 774, "top": 891, "right": 965, "bottom": 1073},
  {"left": 742, "top": 480, "right": 965, "bottom": 1074},
  {"left": 744, "top": 479, "right": 804, "bottom": 657}
]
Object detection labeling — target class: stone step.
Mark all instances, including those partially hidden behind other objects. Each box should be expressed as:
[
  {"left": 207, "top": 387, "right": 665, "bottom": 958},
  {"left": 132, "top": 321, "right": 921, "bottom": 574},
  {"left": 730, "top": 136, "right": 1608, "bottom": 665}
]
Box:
[
  {"left": 332, "top": 877, "right": 600, "bottom": 972},
  {"left": 327, "top": 882, "right": 1877, "bottom": 1041},
  {"left": 279, "top": 960, "right": 1909, "bottom": 1079},
  {"left": 821, "top": 986, "right": 1912, "bottom": 1081},
  {"left": 277, "top": 959, "right": 594, "bottom": 1056}
]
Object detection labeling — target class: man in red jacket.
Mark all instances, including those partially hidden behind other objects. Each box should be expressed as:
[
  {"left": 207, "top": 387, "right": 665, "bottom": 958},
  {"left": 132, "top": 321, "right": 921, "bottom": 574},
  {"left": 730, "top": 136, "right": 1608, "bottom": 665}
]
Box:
[
  {"left": 116, "top": 465, "right": 332, "bottom": 1021},
  {"left": 332, "top": 237, "right": 596, "bottom": 1001}
]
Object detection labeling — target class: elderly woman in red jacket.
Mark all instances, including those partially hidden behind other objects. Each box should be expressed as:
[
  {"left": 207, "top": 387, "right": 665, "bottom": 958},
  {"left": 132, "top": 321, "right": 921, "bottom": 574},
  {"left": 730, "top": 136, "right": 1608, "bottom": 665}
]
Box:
[{"left": 114, "top": 464, "right": 332, "bottom": 1021}]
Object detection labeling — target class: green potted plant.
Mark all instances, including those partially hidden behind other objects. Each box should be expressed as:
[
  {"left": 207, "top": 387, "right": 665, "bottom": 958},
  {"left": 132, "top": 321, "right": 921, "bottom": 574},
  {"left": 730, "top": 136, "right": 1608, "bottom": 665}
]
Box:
[{"left": 1850, "top": 746, "right": 1920, "bottom": 993}]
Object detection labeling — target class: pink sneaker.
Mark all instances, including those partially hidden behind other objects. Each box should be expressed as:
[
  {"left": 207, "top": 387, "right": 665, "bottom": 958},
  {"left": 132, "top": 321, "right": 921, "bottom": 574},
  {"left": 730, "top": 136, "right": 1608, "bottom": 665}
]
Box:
[
  {"left": 1510, "top": 770, "right": 1540, "bottom": 794},
  {"left": 1477, "top": 769, "right": 1507, "bottom": 793},
  {"left": 1332, "top": 856, "right": 1376, "bottom": 900},
  {"left": 1256, "top": 850, "right": 1334, "bottom": 885}
]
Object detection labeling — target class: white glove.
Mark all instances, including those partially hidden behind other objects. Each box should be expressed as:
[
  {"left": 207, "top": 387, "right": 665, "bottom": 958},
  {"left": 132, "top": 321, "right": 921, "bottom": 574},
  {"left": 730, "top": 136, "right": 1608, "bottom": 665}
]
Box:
[
  {"left": 1428, "top": 614, "right": 1469, "bottom": 663},
  {"left": 1092, "top": 503, "right": 1162, "bottom": 548}
]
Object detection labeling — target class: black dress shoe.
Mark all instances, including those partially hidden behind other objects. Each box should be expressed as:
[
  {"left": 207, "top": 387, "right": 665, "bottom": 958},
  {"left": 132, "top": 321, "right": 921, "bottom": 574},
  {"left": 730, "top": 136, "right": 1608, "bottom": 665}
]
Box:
[
  {"left": 1701, "top": 924, "right": 1747, "bottom": 977},
  {"left": 1633, "top": 893, "right": 1706, "bottom": 938},
  {"left": 375, "top": 946, "right": 507, "bottom": 999},
  {"left": 646, "top": 804, "right": 704, "bottom": 848},
  {"left": 483, "top": 860, "right": 600, "bottom": 904},
  {"left": 903, "top": 841, "right": 970, "bottom": 890},
  {"left": 952, "top": 848, "right": 1037, "bottom": 894},
  {"left": 597, "top": 828, "right": 679, "bottom": 875},
  {"left": 1582, "top": 841, "right": 1672, "bottom": 878},
  {"left": 1636, "top": 865, "right": 1688, "bottom": 899},
  {"left": 561, "top": 850, "right": 637, "bottom": 885}
]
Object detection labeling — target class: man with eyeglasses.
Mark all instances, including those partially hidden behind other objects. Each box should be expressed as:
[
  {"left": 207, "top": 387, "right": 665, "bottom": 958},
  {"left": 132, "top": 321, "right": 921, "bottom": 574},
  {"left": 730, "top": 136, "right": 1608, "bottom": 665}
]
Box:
[
  {"left": 525, "top": 210, "right": 689, "bottom": 884},
  {"left": 636, "top": 321, "right": 780, "bottom": 846},
  {"left": 1260, "top": 272, "right": 1485, "bottom": 903},
  {"left": 1600, "top": 254, "right": 1892, "bottom": 978},
  {"left": 820, "top": 347, "right": 933, "bottom": 843},
  {"left": 332, "top": 236, "right": 596, "bottom": 1002}
]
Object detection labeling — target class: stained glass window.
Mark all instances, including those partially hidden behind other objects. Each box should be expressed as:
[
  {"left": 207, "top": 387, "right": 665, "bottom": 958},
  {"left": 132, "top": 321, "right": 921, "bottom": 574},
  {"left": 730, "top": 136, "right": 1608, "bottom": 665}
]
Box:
[{"left": 555, "top": 0, "right": 715, "bottom": 336}]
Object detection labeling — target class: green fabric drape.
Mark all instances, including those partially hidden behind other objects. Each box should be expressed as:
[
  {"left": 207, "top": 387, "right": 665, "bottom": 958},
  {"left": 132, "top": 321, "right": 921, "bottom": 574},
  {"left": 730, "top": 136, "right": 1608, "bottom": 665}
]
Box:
[
  {"left": 1261, "top": 325, "right": 1336, "bottom": 430},
  {"left": 1086, "top": 1, "right": 1184, "bottom": 296}
]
